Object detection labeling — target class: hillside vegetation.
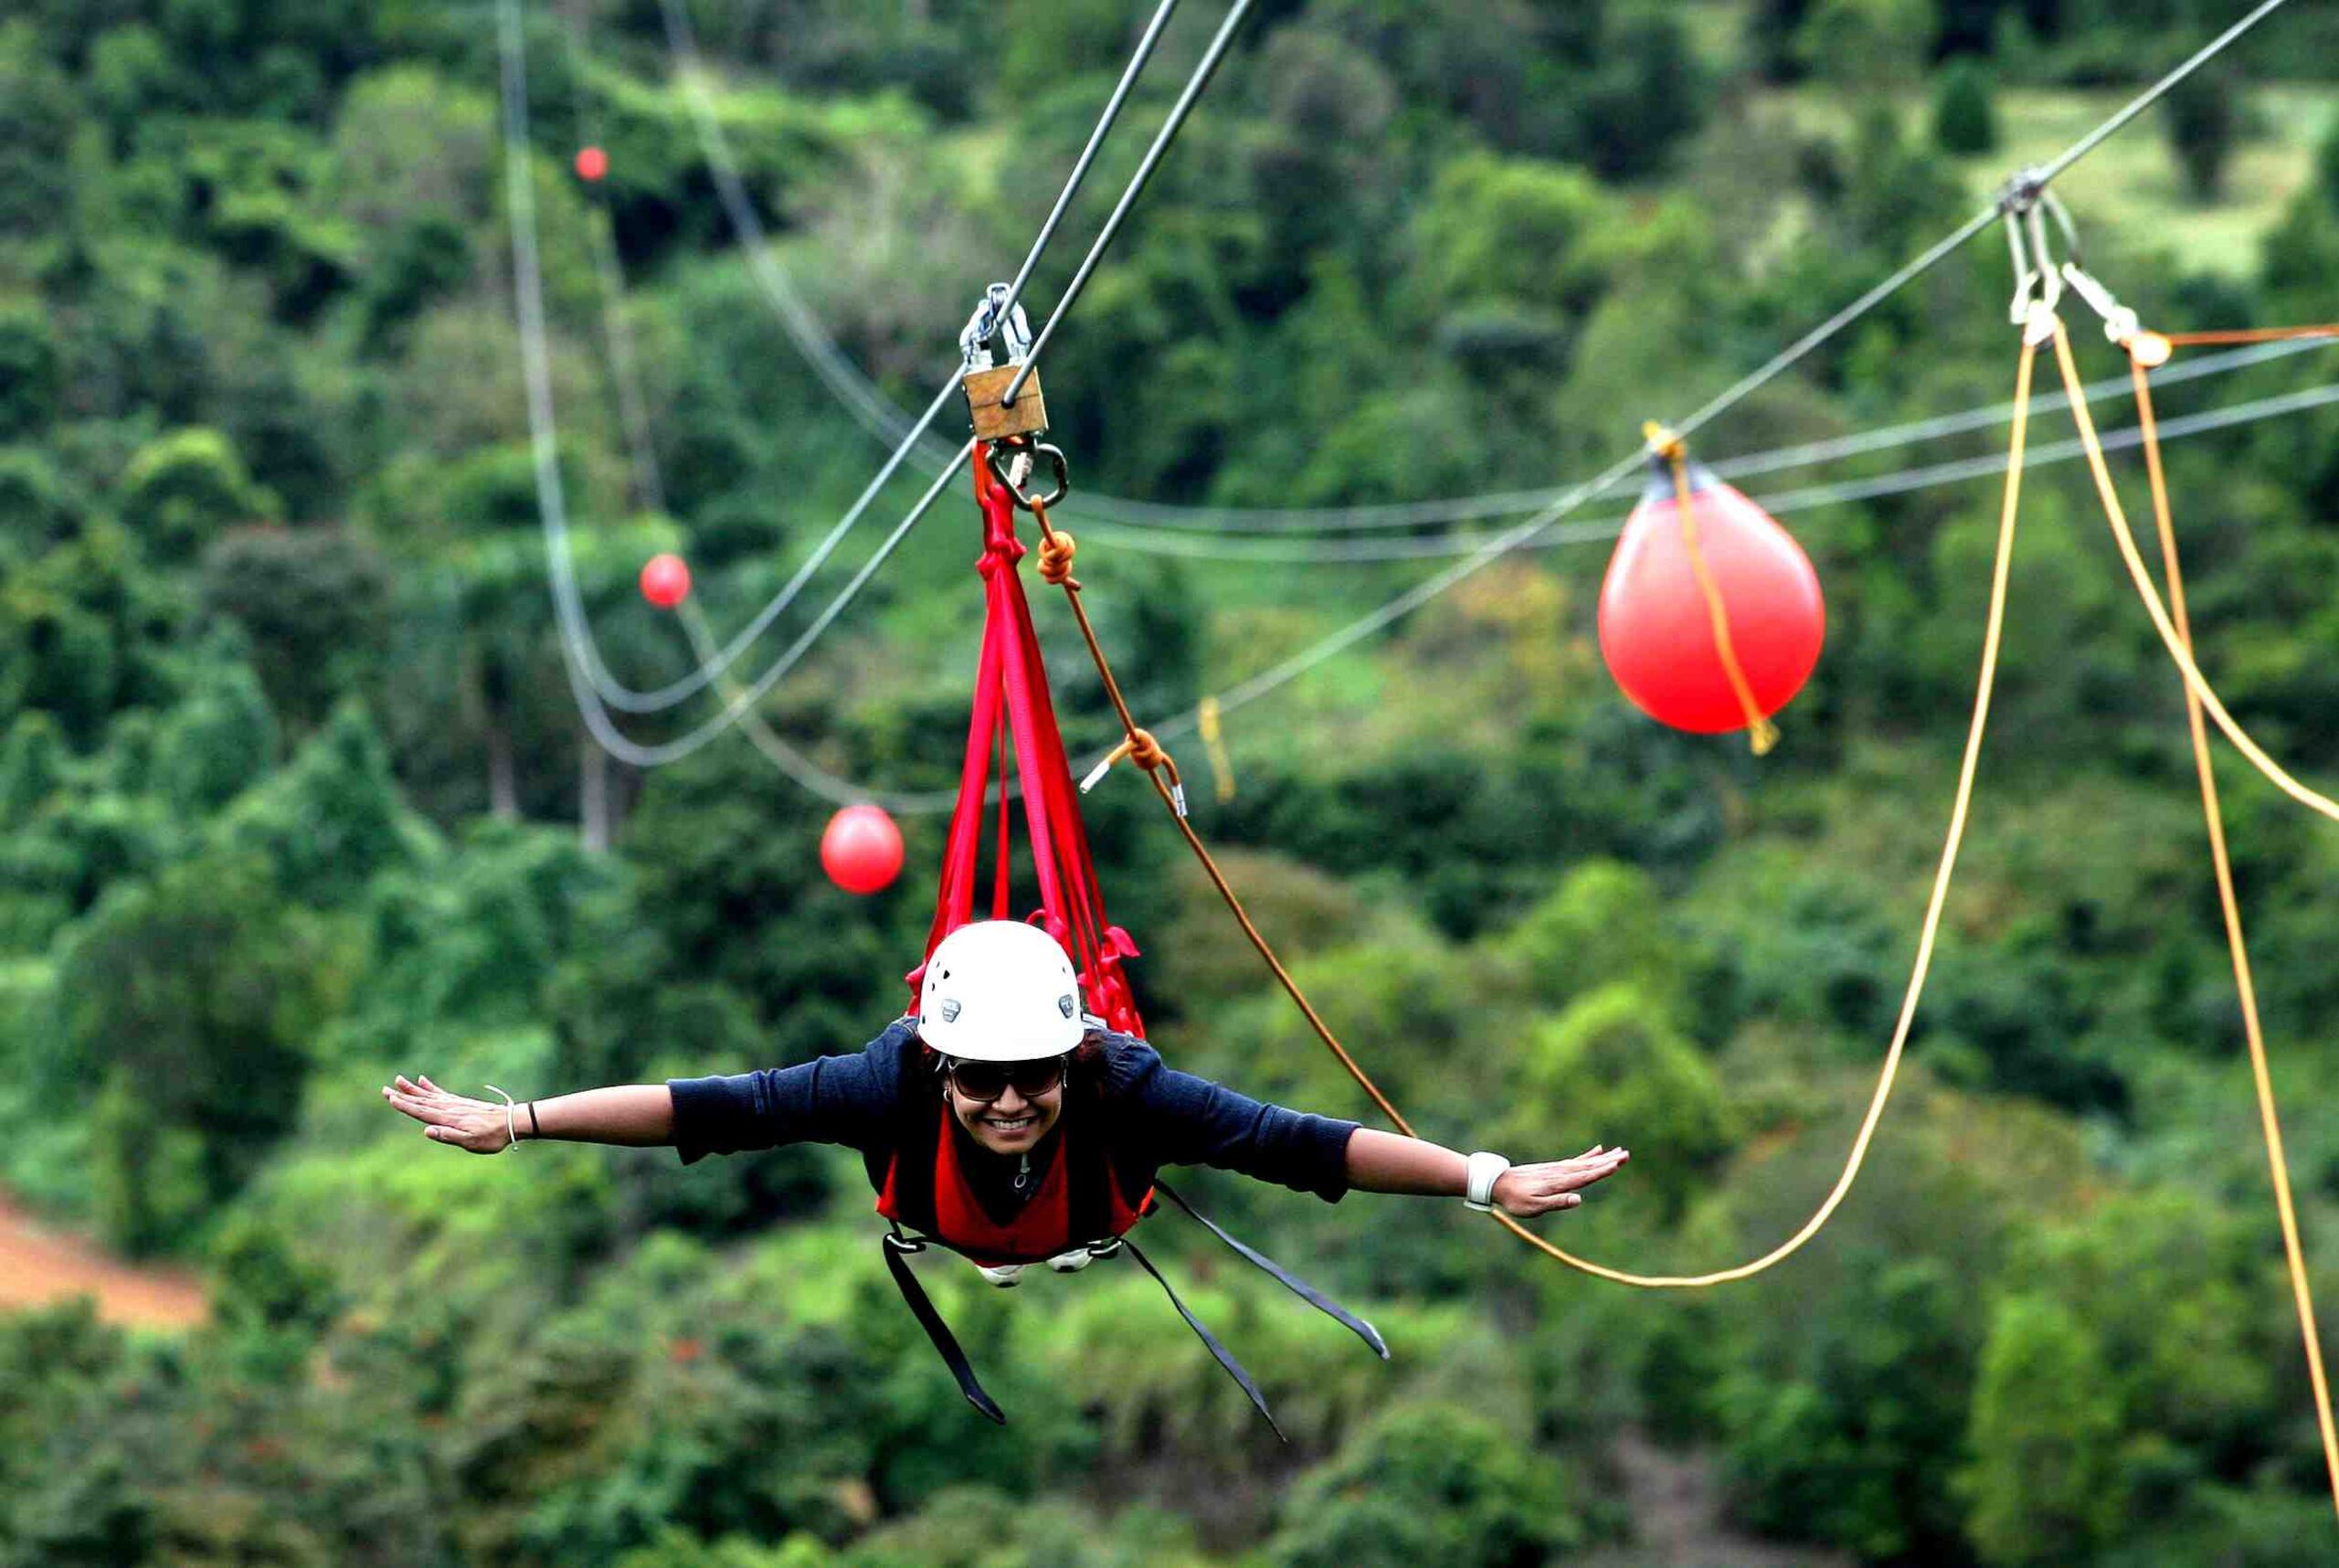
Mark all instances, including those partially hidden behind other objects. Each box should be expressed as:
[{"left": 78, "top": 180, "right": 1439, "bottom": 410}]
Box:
[{"left": 5, "top": 1, "right": 2339, "bottom": 1564}]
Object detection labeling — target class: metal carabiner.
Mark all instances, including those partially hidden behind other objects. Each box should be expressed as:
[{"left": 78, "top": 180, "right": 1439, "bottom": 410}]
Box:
[
  {"left": 985, "top": 440, "right": 1070, "bottom": 511},
  {"left": 2004, "top": 208, "right": 2037, "bottom": 325},
  {"left": 958, "top": 281, "right": 1036, "bottom": 374},
  {"left": 2024, "top": 202, "right": 2063, "bottom": 313}
]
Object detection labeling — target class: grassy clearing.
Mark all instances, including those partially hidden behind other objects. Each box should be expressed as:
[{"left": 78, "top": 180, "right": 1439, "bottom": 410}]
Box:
[{"left": 1761, "top": 82, "right": 2337, "bottom": 279}]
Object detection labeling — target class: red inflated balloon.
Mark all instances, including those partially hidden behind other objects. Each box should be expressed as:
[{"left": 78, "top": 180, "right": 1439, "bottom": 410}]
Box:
[
  {"left": 1598, "top": 461, "right": 1825, "bottom": 736},
  {"left": 575, "top": 146, "right": 609, "bottom": 183},
  {"left": 639, "top": 553, "right": 691, "bottom": 609},
  {"left": 821, "top": 804, "right": 904, "bottom": 895}
]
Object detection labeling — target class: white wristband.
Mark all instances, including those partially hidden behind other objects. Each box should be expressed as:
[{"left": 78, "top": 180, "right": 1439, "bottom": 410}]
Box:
[
  {"left": 485, "top": 1084, "right": 520, "bottom": 1152},
  {"left": 1463, "top": 1150, "right": 1510, "bottom": 1212}
]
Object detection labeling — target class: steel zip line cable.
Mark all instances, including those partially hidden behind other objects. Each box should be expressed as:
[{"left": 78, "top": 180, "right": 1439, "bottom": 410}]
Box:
[
  {"left": 1063, "top": 0, "right": 2298, "bottom": 766},
  {"left": 562, "top": 12, "right": 2331, "bottom": 807},
  {"left": 1073, "top": 334, "right": 2334, "bottom": 535},
  {"left": 503, "top": 0, "right": 1254, "bottom": 758},
  {"left": 996, "top": 0, "right": 1257, "bottom": 410},
  {"left": 653, "top": 0, "right": 2310, "bottom": 539},
  {"left": 1082, "top": 378, "right": 2339, "bottom": 567},
  {"left": 504, "top": 0, "right": 1186, "bottom": 718},
  {"left": 557, "top": 4, "right": 980, "bottom": 810},
  {"left": 653, "top": 0, "right": 1184, "bottom": 474}
]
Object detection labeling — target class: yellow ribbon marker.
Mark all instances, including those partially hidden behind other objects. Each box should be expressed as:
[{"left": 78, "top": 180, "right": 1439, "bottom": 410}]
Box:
[
  {"left": 1198, "top": 696, "right": 1235, "bottom": 803},
  {"left": 1642, "top": 421, "right": 1779, "bottom": 756}
]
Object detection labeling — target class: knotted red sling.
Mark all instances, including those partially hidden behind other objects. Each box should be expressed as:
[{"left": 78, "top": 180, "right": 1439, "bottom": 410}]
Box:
[{"left": 909, "top": 443, "right": 1145, "bottom": 1038}]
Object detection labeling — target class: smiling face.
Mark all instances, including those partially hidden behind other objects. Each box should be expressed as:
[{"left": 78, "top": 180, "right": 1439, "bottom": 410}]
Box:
[{"left": 943, "top": 1062, "right": 1067, "bottom": 1156}]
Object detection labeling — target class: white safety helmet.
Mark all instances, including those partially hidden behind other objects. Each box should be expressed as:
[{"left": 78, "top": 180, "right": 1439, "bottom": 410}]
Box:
[{"left": 916, "top": 920, "right": 1085, "bottom": 1063}]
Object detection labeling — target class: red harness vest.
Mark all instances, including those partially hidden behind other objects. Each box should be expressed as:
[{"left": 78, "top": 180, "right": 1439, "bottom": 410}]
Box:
[{"left": 876, "top": 1103, "right": 1152, "bottom": 1267}]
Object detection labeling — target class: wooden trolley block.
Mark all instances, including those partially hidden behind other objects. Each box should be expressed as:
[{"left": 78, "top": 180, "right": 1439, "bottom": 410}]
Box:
[{"left": 963, "top": 363, "right": 1049, "bottom": 440}]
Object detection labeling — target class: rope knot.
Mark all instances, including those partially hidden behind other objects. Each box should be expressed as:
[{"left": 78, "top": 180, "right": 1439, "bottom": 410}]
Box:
[
  {"left": 1124, "top": 727, "right": 1164, "bottom": 771},
  {"left": 1037, "top": 531, "right": 1079, "bottom": 586}
]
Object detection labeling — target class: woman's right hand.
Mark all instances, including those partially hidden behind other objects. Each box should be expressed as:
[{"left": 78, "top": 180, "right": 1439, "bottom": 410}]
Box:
[
  {"left": 1493, "top": 1144, "right": 1630, "bottom": 1218},
  {"left": 381, "top": 1074, "right": 514, "bottom": 1155}
]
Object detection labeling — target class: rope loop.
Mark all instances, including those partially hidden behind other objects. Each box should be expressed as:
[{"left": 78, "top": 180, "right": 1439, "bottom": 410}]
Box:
[
  {"left": 1037, "top": 530, "right": 1079, "bottom": 586},
  {"left": 1124, "top": 727, "right": 1165, "bottom": 771}
]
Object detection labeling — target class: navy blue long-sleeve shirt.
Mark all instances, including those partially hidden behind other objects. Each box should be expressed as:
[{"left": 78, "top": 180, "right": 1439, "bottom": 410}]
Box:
[{"left": 668, "top": 1018, "right": 1358, "bottom": 1208}]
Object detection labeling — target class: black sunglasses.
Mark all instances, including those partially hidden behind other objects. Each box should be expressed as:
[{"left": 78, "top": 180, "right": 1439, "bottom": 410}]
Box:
[{"left": 939, "top": 1054, "right": 1069, "bottom": 1103}]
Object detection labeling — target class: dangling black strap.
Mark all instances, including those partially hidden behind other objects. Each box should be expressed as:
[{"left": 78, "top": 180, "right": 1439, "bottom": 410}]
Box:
[
  {"left": 1152, "top": 1180, "right": 1390, "bottom": 1360},
  {"left": 881, "top": 1232, "right": 1006, "bottom": 1425},
  {"left": 1119, "top": 1235, "right": 1287, "bottom": 1445}
]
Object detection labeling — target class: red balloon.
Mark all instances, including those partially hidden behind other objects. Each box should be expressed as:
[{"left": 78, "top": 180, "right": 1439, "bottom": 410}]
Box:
[
  {"left": 1597, "top": 461, "right": 1825, "bottom": 736},
  {"left": 574, "top": 146, "right": 609, "bottom": 183},
  {"left": 639, "top": 553, "right": 691, "bottom": 609},
  {"left": 822, "top": 805, "right": 904, "bottom": 895}
]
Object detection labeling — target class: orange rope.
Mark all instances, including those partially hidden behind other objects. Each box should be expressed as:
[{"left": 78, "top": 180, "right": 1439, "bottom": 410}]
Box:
[
  {"left": 2159, "top": 324, "right": 2339, "bottom": 346},
  {"left": 1647, "top": 424, "right": 1779, "bottom": 756},
  {"left": 1024, "top": 344, "right": 2039, "bottom": 1286},
  {"left": 2119, "top": 344, "right": 2339, "bottom": 1518}
]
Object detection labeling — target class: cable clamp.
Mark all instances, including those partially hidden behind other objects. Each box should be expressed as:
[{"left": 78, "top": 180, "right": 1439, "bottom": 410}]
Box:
[
  {"left": 1997, "top": 167, "right": 2053, "bottom": 323},
  {"left": 958, "top": 282, "right": 1034, "bottom": 374}
]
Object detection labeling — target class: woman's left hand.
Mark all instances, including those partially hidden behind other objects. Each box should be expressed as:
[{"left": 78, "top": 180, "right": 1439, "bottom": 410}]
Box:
[{"left": 1493, "top": 1144, "right": 1629, "bottom": 1218}]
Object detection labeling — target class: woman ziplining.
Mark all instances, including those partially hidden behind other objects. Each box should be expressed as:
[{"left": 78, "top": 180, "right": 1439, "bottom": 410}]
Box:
[
  {"left": 377, "top": 925, "right": 1629, "bottom": 1435},
  {"left": 380, "top": 408, "right": 1630, "bottom": 1436}
]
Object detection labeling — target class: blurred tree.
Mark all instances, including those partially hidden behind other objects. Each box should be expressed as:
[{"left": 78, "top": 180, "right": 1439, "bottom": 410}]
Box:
[
  {"left": 198, "top": 524, "right": 391, "bottom": 733},
  {"left": 1932, "top": 58, "right": 2000, "bottom": 154},
  {"left": 1490, "top": 859, "right": 1683, "bottom": 1011},
  {"left": 0, "top": 713, "right": 63, "bottom": 821},
  {"left": 1797, "top": 0, "right": 1932, "bottom": 91},
  {"left": 57, "top": 853, "right": 343, "bottom": 1252},
  {"left": 1261, "top": 1401, "right": 1589, "bottom": 1567},
  {"left": 1562, "top": 10, "right": 1709, "bottom": 180},
  {"left": 153, "top": 640, "right": 278, "bottom": 813},
  {"left": 223, "top": 699, "right": 424, "bottom": 906},
  {"left": 1506, "top": 984, "right": 1736, "bottom": 1218},
  {"left": 2164, "top": 65, "right": 2239, "bottom": 201},
  {"left": 0, "top": 305, "right": 61, "bottom": 445},
  {"left": 1721, "top": 1252, "right": 1974, "bottom": 1559},
  {"left": 1959, "top": 1294, "right": 2127, "bottom": 1564},
  {"left": 0, "top": 21, "right": 75, "bottom": 240},
  {"left": 118, "top": 428, "right": 277, "bottom": 564},
  {"left": 0, "top": 448, "right": 79, "bottom": 561}
]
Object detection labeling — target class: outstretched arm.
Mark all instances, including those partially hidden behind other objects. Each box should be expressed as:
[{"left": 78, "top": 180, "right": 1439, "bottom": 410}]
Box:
[
  {"left": 381, "top": 1074, "right": 673, "bottom": 1155},
  {"left": 1344, "top": 1128, "right": 1628, "bottom": 1218}
]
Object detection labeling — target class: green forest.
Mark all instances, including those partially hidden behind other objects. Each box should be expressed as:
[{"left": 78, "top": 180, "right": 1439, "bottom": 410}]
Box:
[{"left": 5, "top": 0, "right": 2339, "bottom": 1563}]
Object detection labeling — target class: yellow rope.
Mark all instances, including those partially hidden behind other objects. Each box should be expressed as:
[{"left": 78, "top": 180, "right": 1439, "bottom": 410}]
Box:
[
  {"left": 2112, "top": 339, "right": 2339, "bottom": 1518},
  {"left": 2045, "top": 323, "right": 2339, "bottom": 828},
  {"left": 1644, "top": 422, "right": 1779, "bottom": 756}
]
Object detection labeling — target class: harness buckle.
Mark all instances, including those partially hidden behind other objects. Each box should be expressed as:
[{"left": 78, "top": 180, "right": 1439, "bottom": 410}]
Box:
[{"left": 1047, "top": 1239, "right": 1122, "bottom": 1274}]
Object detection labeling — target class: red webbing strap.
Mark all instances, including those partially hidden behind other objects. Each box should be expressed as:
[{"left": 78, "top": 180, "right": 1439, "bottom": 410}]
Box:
[
  {"left": 926, "top": 610, "right": 1006, "bottom": 951},
  {"left": 917, "top": 445, "right": 1143, "bottom": 1035},
  {"left": 991, "top": 717, "right": 1011, "bottom": 920}
]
